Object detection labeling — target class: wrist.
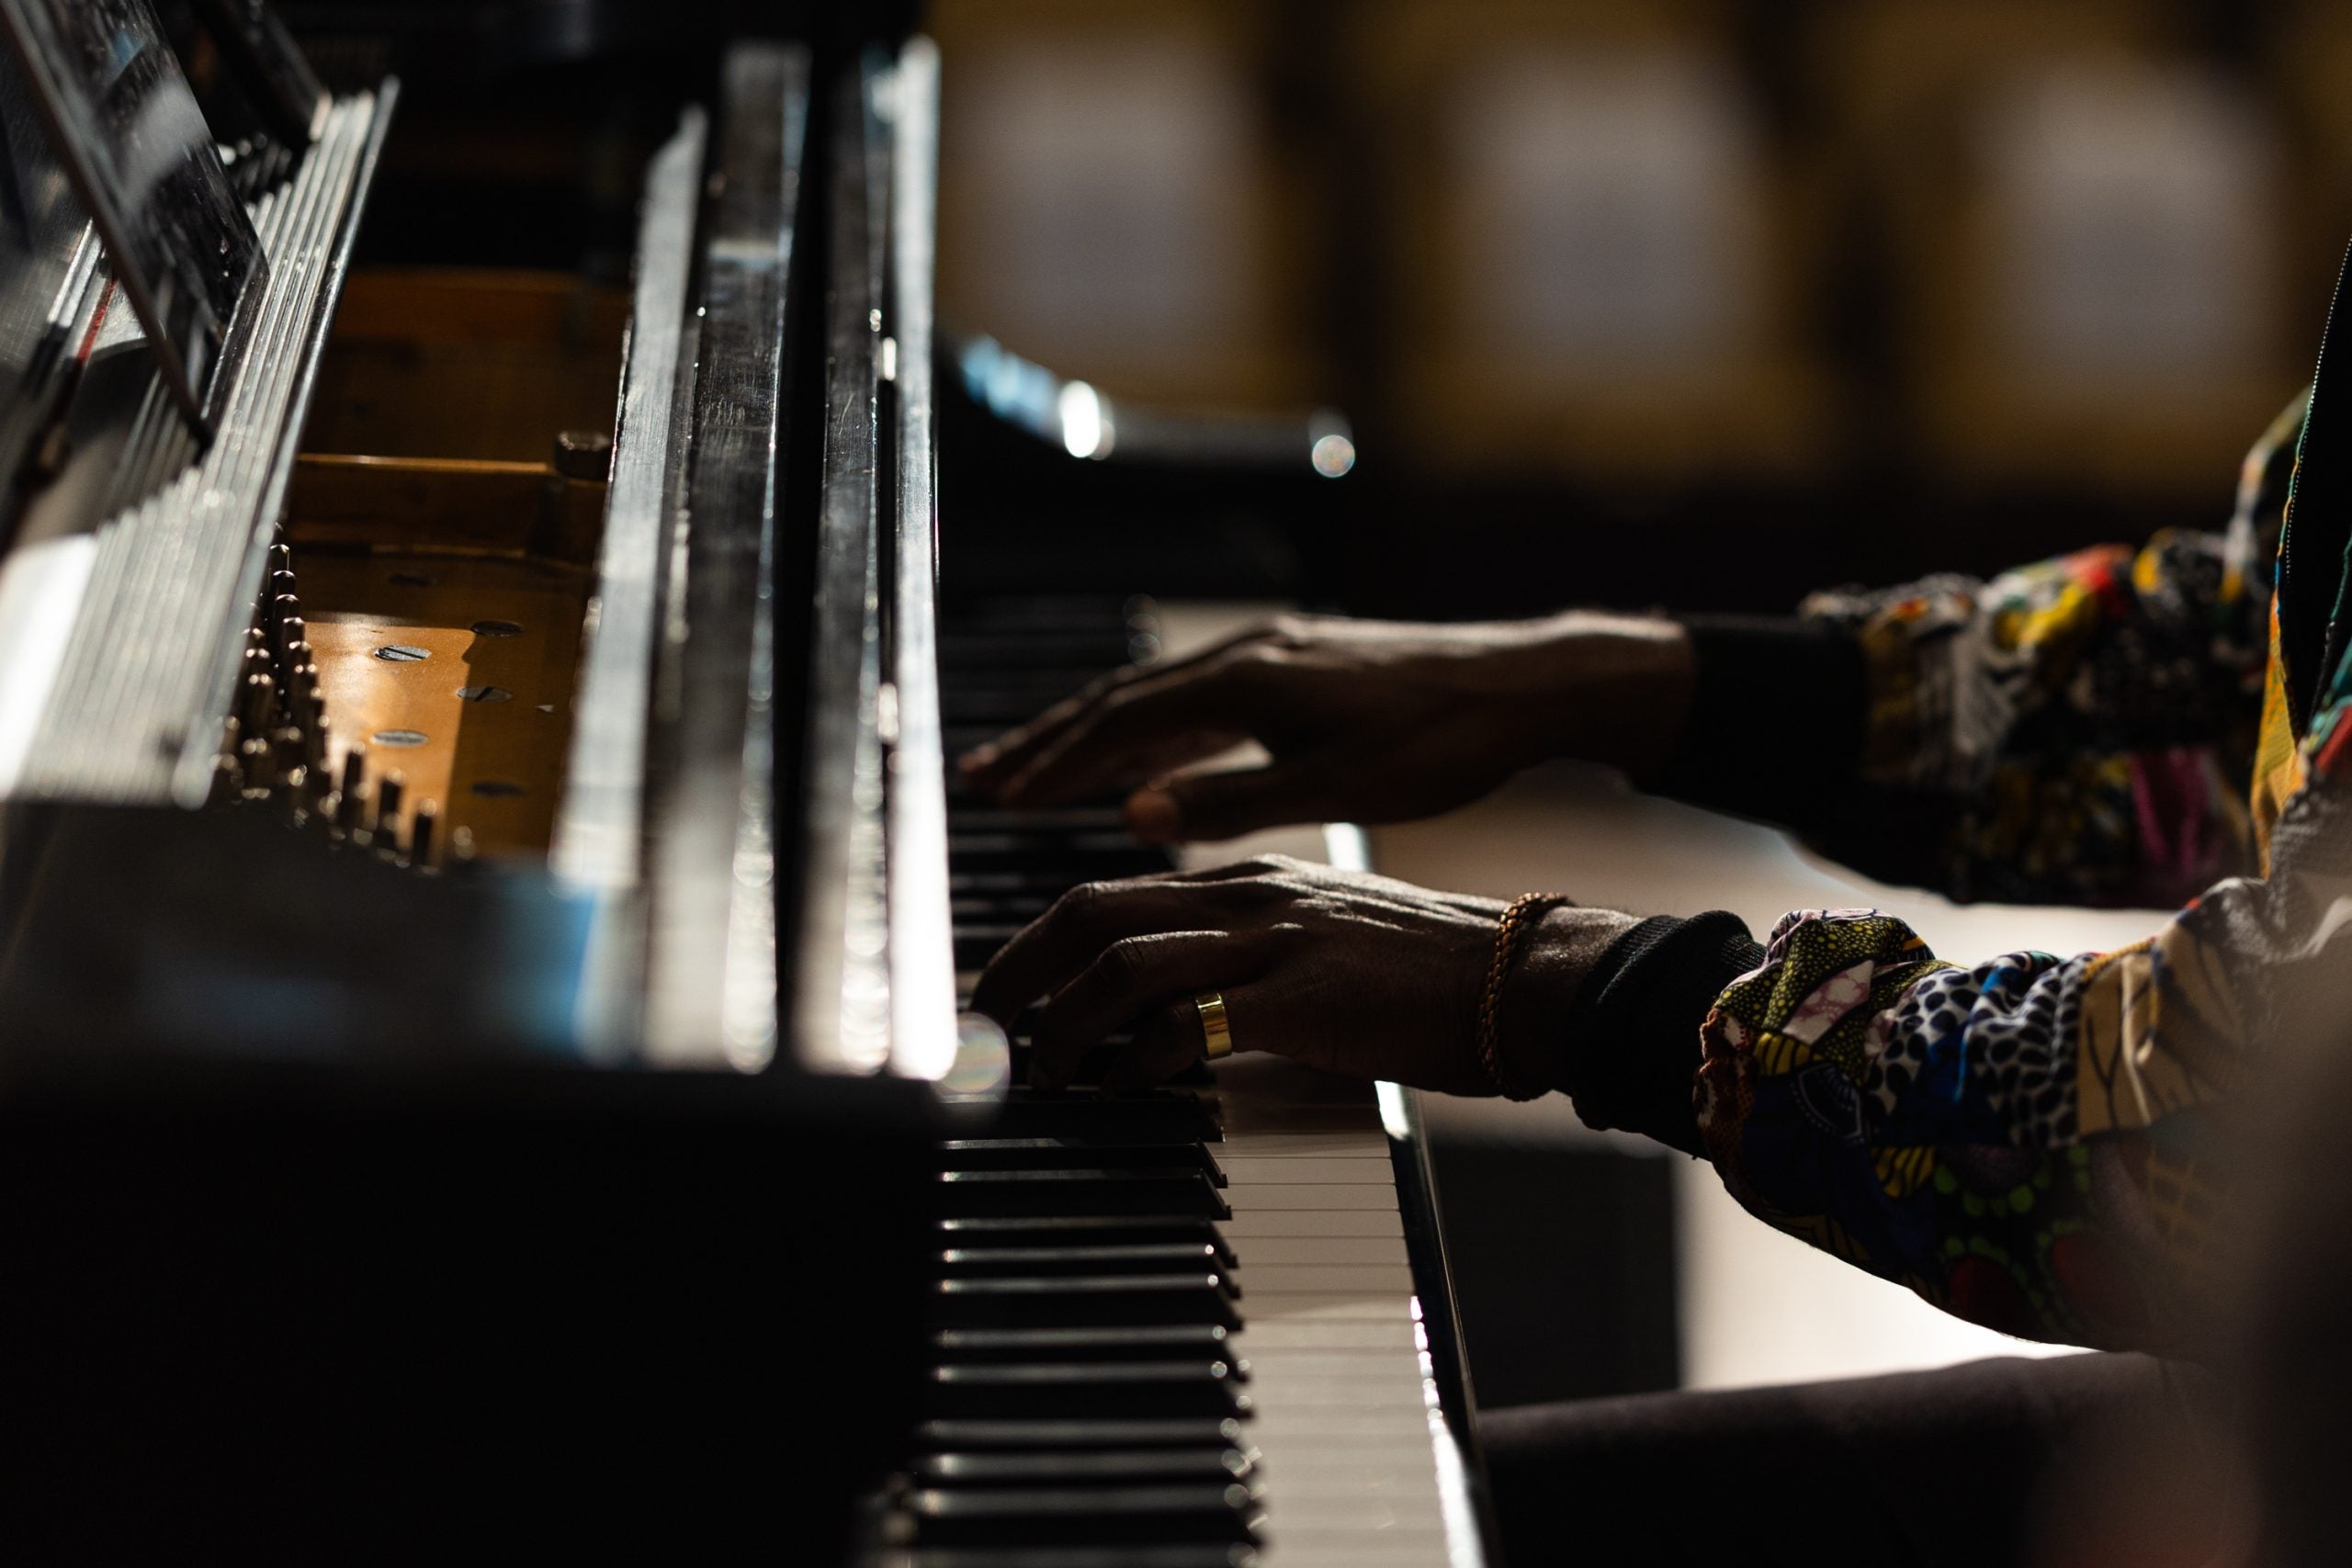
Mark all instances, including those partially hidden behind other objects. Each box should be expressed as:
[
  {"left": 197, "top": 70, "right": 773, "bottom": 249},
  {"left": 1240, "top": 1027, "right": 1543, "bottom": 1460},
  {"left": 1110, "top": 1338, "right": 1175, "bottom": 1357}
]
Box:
[
  {"left": 1526, "top": 614, "right": 1696, "bottom": 773},
  {"left": 1493, "top": 905, "right": 1645, "bottom": 1095}
]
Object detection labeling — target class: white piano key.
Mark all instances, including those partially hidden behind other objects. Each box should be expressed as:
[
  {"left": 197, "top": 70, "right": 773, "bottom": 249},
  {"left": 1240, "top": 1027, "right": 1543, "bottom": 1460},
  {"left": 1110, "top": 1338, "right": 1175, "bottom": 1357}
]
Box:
[
  {"left": 1223, "top": 1183, "right": 1398, "bottom": 1211},
  {"left": 1241, "top": 1264, "right": 1419, "bottom": 1294},
  {"left": 1218, "top": 1156, "right": 1395, "bottom": 1186},
  {"left": 1261, "top": 1495, "right": 1448, "bottom": 1532},
  {"left": 1214, "top": 1132, "right": 1391, "bottom": 1158},
  {"left": 1239, "top": 1293, "right": 1418, "bottom": 1323},
  {"left": 1230, "top": 1236, "right": 1409, "bottom": 1267},
  {"left": 1259, "top": 1544, "right": 1459, "bottom": 1568},
  {"left": 1220, "top": 1210, "right": 1403, "bottom": 1240},
  {"left": 1226, "top": 1319, "right": 1419, "bottom": 1350},
  {"left": 1250, "top": 1382, "right": 1432, "bottom": 1412}
]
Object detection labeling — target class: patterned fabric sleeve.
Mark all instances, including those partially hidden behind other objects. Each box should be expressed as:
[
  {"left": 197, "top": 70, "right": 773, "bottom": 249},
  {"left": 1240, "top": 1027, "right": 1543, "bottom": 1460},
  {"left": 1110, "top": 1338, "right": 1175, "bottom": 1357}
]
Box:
[
  {"left": 1795, "top": 396, "right": 2301, "bottom": 908},
  {"left": 1692, "top": 711, "right": 2352, "bottom": 1353},
  {"left": 1682, "top": 396, "right": 2334, "bottom": 1351}
]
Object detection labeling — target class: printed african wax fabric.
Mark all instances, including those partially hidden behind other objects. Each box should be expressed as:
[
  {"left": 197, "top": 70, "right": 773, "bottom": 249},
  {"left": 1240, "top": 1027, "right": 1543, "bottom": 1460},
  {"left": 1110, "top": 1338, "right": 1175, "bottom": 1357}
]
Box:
[{"left": 1695, "top": 387, "right": 2352, "bottom": 1352}]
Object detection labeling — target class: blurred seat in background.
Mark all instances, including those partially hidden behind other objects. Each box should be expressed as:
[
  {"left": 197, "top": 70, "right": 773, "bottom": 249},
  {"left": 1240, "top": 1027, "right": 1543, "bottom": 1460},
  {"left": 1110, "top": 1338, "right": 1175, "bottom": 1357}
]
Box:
[
  {"left": 1352, "top": 0, "right": 1835, "bottom": 488},
  {"left": 2268, "top": 2, "right": 2352, "bottom": 325},
  {"left": 1816, "top": 0, "right": 2297, "bottom": 499},
  {"left": 929, "top": 0, "right": 1317, "bottom": 412}
]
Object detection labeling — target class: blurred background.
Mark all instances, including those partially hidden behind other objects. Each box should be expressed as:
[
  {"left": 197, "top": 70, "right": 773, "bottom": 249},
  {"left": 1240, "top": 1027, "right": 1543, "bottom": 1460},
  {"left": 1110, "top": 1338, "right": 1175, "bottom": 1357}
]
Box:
[{"left": 931, "top": 0, "right": 2349, "bottom": 615}]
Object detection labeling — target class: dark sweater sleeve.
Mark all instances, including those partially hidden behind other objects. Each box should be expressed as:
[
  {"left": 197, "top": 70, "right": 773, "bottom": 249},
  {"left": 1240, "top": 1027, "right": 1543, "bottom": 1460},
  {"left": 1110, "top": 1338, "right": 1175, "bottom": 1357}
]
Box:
[
  {"left": 1554, "top": 910, "right": 1762, "bottom": 1156},
  {"left": 1644, "top": 614, "right": 1867, "bottom": 832}
]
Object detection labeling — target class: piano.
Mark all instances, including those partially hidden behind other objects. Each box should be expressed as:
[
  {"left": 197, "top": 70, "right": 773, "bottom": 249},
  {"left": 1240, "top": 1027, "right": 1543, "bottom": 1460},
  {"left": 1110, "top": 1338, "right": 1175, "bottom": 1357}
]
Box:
[{"left": 0, "top": 7, "right": 1488, "bottom": 1562}]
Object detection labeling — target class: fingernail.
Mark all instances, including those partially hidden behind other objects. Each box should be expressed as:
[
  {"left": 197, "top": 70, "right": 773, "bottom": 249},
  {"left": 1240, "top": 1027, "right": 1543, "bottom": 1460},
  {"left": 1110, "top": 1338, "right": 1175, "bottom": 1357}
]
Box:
[{"left": 1125, "top": 788, "right": 1182, "bottom": 843}]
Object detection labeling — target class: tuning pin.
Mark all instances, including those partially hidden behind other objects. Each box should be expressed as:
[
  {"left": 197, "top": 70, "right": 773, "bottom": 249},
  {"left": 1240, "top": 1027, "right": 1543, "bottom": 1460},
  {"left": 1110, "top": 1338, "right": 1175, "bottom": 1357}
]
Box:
[
  {"left": 335, "top": 749, "right": 368, "bottom": 836},
  {"left": 449, "top": 825, "right": 477, "bottom": 868},
  {"left": 240, "top": 671, "right": 277, "bottom": 733},
  {"left": 269, "top": 541, "right": 291, "bottom": 570},
  {"left": 410, "top": 800, "right": 438, "bottom": 869},
  {"left": 280, "top": 765, "right": 311, "bottom": 825},
  {"left": 308, "top": 713, "right": 333, "bottom": 775},
  {"left": 374, "top": 770, "right": 404, "bottom": 841},
  {"left": 282, "top": 659, "right": 313, "bottom": 726},
  {"left": 239, "top": 734, "right": 277, "bottom": 797},
  {"left": 273, "top": 726, "right": 306, "bottom": 779}
]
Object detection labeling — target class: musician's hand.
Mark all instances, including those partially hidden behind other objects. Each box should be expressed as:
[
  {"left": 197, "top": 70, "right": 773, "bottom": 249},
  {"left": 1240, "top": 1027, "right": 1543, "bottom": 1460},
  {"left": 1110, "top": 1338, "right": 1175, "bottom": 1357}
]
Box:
[
  {"left": 957, "top": 611, "right": 1693, "bottom": 843},
  {"left": 970, "top": 856, "right": 1641, "bottom": 1095}
]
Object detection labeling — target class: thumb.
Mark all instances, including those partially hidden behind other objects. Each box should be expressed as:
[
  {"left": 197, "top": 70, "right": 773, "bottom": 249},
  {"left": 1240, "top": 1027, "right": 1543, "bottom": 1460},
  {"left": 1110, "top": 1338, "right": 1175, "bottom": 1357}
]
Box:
[{"left": 1126, "top": 761, "right": 1338, "bottom": 843}]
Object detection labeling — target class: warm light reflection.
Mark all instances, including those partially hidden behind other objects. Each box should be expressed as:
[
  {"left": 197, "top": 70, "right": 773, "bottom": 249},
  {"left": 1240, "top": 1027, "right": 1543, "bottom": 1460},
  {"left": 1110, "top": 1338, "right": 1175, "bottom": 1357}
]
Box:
[
  {"left": 940, "top": 1011, "right": 1012, "bottom": 1103},
  {"left": 1057, "top": 379, "right": 1106, "bottom": 457},
  {"left": 1311, "top": 431, "right": 1357, "bottom": 478}
]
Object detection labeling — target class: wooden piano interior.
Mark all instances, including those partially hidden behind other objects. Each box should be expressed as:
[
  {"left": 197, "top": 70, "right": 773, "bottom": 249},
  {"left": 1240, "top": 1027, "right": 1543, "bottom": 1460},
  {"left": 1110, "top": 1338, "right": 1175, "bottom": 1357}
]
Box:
[{"left": 282, "top": 268, "right": 627, "bottom": 861}]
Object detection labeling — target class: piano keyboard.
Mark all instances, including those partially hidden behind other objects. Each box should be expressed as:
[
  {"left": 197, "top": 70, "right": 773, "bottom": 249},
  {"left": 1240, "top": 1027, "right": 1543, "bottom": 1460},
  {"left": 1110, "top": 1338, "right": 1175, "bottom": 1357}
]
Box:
[{"left": 880, "top": 598, "right": 1485, "bottom": 1567}]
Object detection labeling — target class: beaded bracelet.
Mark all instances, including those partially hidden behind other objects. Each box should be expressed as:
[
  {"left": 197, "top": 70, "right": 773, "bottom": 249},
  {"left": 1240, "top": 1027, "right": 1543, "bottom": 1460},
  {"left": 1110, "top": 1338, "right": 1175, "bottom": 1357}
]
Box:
[{"left": 1476, "top": 892, "right": 1574, "bottom": 1100}]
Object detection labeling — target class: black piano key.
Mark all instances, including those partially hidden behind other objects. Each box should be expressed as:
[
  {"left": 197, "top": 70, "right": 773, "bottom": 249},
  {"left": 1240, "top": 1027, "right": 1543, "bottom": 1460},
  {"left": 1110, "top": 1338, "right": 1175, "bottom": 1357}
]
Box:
[
  {"left": 943, "top": 689, "right": 1124, "bottom": 727},
  {"left": 938, "top": 629, "right": 1145, "bottom": 665},
  {"left": 956, "top": 927, "right": 1023, "bottom": 970},
  {"left": 908, "top": 1483, "right": 1262, "bottom": 1547},
  {"left": 947, "top": 833, "right": 1169, "bottom": 875},
  {"left": 933, "top": 1274, "right": 1240, "bottom": 1329},
  {"left": 938, "top": 1217, "right": 1235, "bottom": 1268},
  {"left": 949, "top": 807, "right": 1133, "bottom": 836},
  {"left": 984, "top": 1094, "right": 1221, "bottom": 1145},
  {"left": 941, "top": 1140, "right": 1225, "bottom": 1184},
  {"left": 902, "top": 1548, "right": 1253, "bottom": 1568},
  {"left": 933, "top": 1325, "right": 1239, "bottom": 1364},
  {"left": 924, "top": 1360, "right": 1247, "bottom": 1419},
  {"left": 948, "top": 863, "right": 1169, "bottom": 897},
  {"left": 917, "top": 1448, "right": 1253, "bottom": 1486},
  {"left": 914, "top": 1416, "right": 1248, "bottom": 1452},
  {"left": 905, "top": 1552, "right": 1249, "bottom": 1568},
  {"left": 936, "top": 1168, "right": 1229, "bottom": 1221},
  {"left": 939, "top": 1244, "right": 1226, "bottom": 1280},
  {"left": 952, "top": 895, "right": 1057, "bottom": 925}
]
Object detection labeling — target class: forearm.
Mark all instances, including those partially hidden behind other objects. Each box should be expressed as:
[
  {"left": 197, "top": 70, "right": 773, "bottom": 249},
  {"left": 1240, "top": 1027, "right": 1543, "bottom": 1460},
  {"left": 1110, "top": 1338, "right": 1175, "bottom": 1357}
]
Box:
[{"left": 1641, "top": 615, "right": 1871, "bottom": 838}]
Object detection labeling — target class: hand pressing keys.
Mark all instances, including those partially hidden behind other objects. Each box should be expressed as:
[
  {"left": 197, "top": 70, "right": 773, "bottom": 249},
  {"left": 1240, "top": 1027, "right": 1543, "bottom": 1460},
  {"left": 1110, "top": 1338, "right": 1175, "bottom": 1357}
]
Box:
[
  {"left": 956, "top": 611, "right": 1697, "bottom": 844},
  {"left": 971, "top": 856, "right": 1641, "bottom": 1096}
]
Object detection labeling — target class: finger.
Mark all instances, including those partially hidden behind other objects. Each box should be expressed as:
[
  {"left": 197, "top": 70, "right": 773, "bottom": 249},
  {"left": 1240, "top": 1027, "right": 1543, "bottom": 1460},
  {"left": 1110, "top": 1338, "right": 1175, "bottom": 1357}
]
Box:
[
  {"left": 958, "top": 626, "right": 1269, "bottom": 789},
  {"left": 958, "top": 667, "right": 1138, "bottom": 793},
  {"left": 1106, "top": 980, "right": 1276, "bottom": 1090},
  {"left": 1102, "top": 997, "right": 1214, "bottom": 1090},
  {"left": 1125, "top": 760, "right": 1342, "bottom": 844},
  {"left": 1003, "top": 719, "right": 1247, "bottom": 810},
  {"left": 970, "top": 878, "right": 1229, "bottom": 1026},
  {"left": 1030, "top": 930, "right": 1263, "bottom": 1089},
  {"left": 1001, "top": 691, "right": 1270, "bottom": 808},
  {"left": 995, "top": 670, "right": 1273, "bottom": 808}
]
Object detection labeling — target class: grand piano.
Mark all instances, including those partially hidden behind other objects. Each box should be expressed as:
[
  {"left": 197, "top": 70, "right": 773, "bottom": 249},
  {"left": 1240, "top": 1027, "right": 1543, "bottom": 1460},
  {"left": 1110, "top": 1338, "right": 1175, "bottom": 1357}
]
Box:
[{"left": 0, "top": 6, "right": 1487, "bottom": 1561}]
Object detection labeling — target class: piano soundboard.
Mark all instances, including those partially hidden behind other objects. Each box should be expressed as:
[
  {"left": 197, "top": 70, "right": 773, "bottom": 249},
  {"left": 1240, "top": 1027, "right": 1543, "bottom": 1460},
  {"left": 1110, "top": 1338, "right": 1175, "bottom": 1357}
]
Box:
[{"left": 0, "top": 8, "right": 1489, "bottom": 1560}]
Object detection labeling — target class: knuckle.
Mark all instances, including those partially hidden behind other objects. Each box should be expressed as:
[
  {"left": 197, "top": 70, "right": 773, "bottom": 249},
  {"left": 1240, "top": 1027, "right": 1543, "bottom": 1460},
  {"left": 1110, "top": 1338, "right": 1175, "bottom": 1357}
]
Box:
[
  {"left": 1051, "top": 880, "right": 1111, "bottom": 925},
  {"left": 1096, "top": 935, "right": 1153, "bottom": 987},
  {"left": 1240, "top": 852, "right": 1305, "bottom": 875}
]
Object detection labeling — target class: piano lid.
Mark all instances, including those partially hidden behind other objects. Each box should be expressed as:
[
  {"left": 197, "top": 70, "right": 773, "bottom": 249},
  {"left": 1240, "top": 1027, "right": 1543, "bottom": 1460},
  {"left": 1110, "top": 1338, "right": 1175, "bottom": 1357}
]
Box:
[{"left": 0, "top": 0, "right": 266, "bottom": 439}]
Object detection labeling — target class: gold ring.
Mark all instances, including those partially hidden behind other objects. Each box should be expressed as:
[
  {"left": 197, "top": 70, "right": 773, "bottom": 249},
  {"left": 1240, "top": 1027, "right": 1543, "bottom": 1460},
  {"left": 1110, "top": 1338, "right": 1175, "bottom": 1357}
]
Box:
[{"left": 1196, "top": 992, "right": 1233, "bottom": 1061}]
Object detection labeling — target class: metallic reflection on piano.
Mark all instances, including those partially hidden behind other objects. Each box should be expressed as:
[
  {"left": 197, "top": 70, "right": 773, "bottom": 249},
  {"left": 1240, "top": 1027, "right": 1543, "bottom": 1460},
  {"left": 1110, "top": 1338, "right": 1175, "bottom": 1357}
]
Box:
[{"left": 0, "top": 8, "right": 1487, "bottom": 1562}]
